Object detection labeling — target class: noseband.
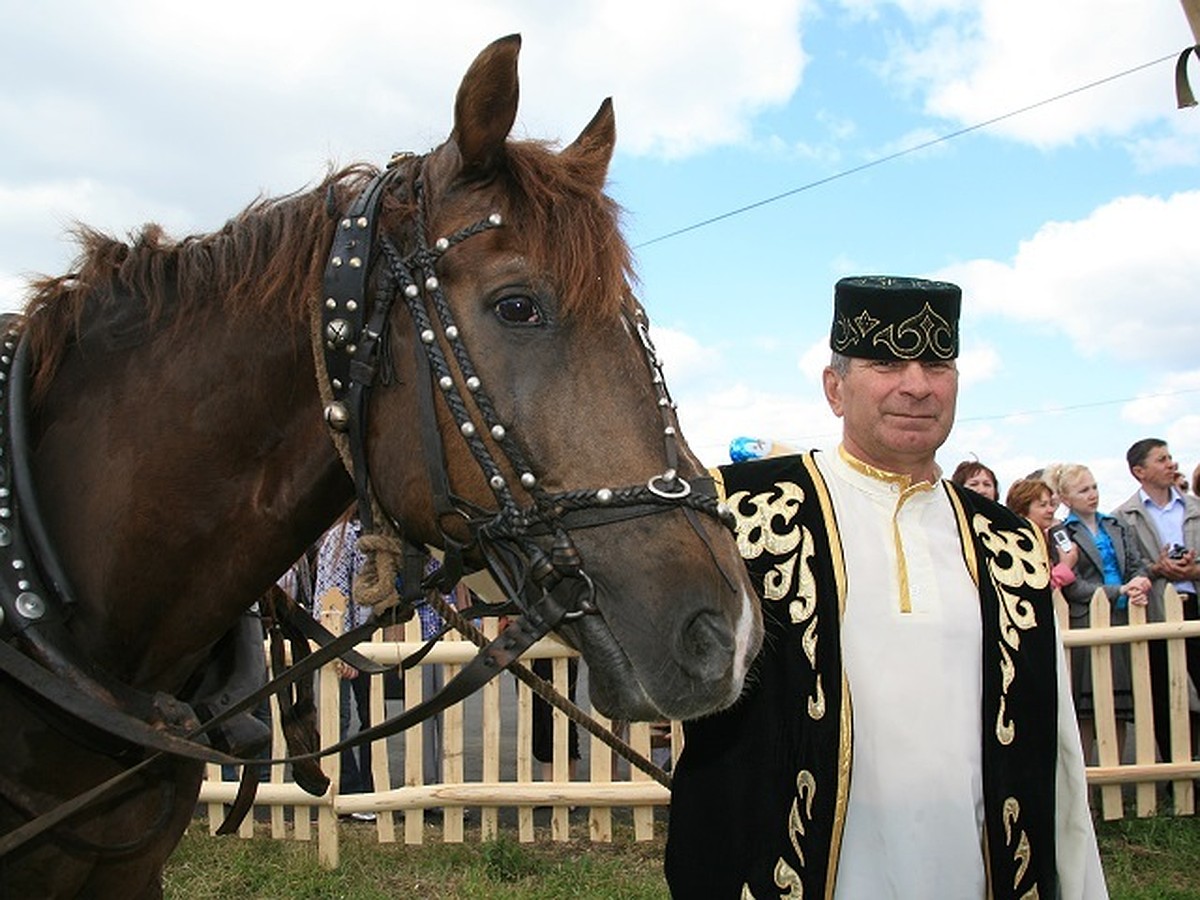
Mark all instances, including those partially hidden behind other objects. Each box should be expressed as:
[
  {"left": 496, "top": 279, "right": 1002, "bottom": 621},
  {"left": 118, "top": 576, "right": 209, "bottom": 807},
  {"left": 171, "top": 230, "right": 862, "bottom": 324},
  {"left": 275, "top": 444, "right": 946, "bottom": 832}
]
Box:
[{"left": 319, "top": 155, "right": 735, "bottom": 624}]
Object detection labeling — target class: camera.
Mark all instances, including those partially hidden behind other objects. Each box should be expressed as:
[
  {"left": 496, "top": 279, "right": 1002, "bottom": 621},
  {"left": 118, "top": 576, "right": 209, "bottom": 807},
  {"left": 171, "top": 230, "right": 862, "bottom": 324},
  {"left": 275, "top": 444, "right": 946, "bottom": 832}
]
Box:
[{"left": 1168, "top": 543, "right": 1188, "bottom": 560}]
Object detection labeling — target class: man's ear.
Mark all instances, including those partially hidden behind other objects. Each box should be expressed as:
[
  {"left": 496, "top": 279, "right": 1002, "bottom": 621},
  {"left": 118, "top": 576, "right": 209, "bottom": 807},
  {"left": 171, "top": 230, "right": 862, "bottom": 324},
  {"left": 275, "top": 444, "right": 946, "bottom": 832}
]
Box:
[
  {"left": 1131, "top": 463, "right": 1147, "bottom": 483},
  {"left": 822, "top": 367, "right": 844, "bottom": 418}
]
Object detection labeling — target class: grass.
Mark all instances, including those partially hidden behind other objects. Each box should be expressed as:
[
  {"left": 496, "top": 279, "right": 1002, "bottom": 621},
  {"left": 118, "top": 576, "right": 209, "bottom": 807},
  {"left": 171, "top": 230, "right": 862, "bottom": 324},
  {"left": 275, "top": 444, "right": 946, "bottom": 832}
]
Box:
[
  {"left": 164, "top": 816, "right": 1200, "bottom": 898},
  {"left": 165, "top": 823, "right": 669, "bottom": 899}
]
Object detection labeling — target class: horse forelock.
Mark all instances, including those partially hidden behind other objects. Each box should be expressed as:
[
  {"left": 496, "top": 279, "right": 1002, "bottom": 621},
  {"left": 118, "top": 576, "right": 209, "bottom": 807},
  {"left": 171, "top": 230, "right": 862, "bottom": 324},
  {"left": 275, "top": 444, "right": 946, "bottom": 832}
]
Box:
[{"left": 492, "top": 139, "right": 635, "bottom": 326}]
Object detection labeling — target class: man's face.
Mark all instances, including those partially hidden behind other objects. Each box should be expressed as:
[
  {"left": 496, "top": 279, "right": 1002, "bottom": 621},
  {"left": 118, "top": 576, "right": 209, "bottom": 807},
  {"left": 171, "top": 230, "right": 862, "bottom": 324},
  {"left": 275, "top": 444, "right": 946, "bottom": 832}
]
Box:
[
  {"left": 1133, "top": 444, "right": 1178, "bottom": 492},
  {"left": 822, "top": 358, "right": 958, "bottom": 476}
]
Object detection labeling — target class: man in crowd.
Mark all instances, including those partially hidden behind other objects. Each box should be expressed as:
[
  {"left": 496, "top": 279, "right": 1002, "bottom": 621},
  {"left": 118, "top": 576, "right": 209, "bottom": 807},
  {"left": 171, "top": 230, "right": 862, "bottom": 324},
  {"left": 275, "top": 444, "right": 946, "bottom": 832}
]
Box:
[
  {"left": 665, "top": 276, "right": 1105, "bottom": 898},
  {"left": 1115, "top": 438, "right": 1200, "bottom": 760}
]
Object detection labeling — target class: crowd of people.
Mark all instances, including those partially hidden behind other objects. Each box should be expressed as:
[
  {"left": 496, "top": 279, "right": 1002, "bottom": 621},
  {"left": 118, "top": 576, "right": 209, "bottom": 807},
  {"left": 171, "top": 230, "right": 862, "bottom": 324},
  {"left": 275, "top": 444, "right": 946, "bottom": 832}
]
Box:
[{"left": 951, "top": 442, "right": 1200, "bottom": 770}]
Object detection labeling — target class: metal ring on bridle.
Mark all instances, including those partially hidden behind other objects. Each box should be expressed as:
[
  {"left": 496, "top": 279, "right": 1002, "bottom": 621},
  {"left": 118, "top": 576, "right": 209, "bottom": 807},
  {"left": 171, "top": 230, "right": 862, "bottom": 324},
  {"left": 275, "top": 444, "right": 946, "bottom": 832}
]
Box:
[
  {"left": 560, "top": 570, "right": 599, "bottom": 622},
  {"left": 647, "top": 472, "right": 691, "bottom": 500}
]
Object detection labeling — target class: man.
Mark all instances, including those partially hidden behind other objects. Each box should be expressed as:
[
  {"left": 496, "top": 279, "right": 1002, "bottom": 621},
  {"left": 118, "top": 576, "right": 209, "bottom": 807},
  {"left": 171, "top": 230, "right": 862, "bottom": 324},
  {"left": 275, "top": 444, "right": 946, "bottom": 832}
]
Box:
[
  {"left": 665, "top": 276, "right": 1105, "bottom": 899},
  {"left": 1114, "top": 438, "right": 1200, "bottom": 760}
]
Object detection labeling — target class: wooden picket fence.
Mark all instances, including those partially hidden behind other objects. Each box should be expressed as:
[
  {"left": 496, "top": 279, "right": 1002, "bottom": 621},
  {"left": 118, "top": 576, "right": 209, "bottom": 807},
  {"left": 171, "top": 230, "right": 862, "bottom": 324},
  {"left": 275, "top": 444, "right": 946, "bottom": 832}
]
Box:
[
  {"left": 197, "top": 611, "right": 673, "bottom": 867},
  {"left": 197, "top": 586, "right": 1200, "bottom": 866},
  {"left": 1057, "top": 584, "right": 1200, "bottom": 820}
]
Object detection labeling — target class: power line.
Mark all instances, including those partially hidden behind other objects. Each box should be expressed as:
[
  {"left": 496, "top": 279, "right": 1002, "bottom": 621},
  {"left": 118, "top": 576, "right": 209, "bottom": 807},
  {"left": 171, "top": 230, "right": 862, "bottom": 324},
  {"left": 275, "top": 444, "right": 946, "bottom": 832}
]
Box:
[
  {"left": 634, "top": 52, "right": 1179, "bottom": 250},
  {"left": 956, "top": 386, "right": 1200, "bottom": 424},
  {"left": 707, "top": 387, "right": 1200, "bottom": 454}
]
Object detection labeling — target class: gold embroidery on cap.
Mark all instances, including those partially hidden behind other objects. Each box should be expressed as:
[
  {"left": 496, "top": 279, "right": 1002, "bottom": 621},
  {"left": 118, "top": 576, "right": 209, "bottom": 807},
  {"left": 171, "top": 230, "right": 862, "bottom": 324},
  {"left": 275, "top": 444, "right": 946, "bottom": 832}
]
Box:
[{"left": 872, "top": 301, "right": 955, "bottom": 360}]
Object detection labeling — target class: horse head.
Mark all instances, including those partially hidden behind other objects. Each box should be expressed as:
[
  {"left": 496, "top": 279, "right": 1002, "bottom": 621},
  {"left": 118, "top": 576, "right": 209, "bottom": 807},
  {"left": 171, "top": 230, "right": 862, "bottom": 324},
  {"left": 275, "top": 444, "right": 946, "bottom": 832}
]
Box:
[{"left": 354, "top": 35, "right": 762, "bottom": 721}]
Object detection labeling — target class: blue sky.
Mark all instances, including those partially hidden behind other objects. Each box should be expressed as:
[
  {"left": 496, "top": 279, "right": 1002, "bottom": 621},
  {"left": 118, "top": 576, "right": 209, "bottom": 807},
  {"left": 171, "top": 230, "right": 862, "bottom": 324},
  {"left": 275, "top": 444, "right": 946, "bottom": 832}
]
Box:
[{"left": 2, "top": 0, "right": 1199, "bottom": 510}]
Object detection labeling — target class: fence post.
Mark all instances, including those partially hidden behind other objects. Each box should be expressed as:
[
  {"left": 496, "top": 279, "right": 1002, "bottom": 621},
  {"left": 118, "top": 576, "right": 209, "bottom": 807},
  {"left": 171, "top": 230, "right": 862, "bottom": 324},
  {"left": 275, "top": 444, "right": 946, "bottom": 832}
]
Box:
[
  {"left": 1089, "top": 588, "right": 1123, "bottom": 820},
  {"left": 1126, "top": 602, "right": 1157, "bottom": 815},
  {"left": 1164, "top": 585, "right": 1194, "bottom": 812},
  {"left": 317, "top": 604, "right": 342, "bottom": 867}
]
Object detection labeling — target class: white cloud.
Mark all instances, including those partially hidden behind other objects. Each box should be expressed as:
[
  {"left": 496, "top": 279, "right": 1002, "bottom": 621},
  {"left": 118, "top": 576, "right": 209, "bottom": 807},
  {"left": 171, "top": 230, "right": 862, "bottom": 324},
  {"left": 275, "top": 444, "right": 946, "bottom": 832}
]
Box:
[
  {"left": 956, "top": 341, "right": 1001, "bottom": 387},
  {"left": 674, "top": 382, "right": 839, "bottom": 466},
  {"left": 847, "top": 0, "right": 1188, "bottom": 148},
  {"left": 936, "top": 191, "right": 1200, "bottom": 370},
  {"left": 651, "top": 324, "right": 724, "bottom": 384}
]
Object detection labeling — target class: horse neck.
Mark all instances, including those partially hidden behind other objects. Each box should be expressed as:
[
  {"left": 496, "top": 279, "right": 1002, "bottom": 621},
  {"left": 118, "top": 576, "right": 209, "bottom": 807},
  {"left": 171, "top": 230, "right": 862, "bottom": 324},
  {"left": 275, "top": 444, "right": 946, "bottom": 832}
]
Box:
[{"left": 29, "top": 305, "right": 352, "bottom": 690}]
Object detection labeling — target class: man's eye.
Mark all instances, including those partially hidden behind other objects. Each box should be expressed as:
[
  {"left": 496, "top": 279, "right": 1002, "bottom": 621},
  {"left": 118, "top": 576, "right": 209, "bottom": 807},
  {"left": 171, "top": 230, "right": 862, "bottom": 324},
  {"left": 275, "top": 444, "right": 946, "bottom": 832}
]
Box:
[{"left": 494, "top": 296, "right": 543, "bottom": 326}]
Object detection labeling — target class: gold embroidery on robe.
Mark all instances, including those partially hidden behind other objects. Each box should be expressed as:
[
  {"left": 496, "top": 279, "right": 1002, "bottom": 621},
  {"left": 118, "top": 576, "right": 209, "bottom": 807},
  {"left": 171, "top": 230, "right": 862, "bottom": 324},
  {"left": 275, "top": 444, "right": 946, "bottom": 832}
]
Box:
[
  {"left": 1003, "top": 797, "right": 1037, "bottom": 897},
  {"left": 729, "top": 482, "right": 806, "bottom": 601},
  {"left": 974, "top": 514, "right": 1045, "bottom": 744},
  {"left": 773, "top": 860, "right": 803, "bottom": 898},
  {"left": 772, "top": 769, "right": 816, "bottom": 896},
  {"left": 802, "top": 617, "right": 825, "bottom": 720}
]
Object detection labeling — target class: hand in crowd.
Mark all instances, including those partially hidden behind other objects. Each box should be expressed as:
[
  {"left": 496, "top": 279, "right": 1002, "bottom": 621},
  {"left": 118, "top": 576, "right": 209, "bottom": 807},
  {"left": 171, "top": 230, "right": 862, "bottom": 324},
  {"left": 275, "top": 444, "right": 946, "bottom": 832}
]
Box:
[
  {"left": 1122, "top": 575, "right": 1152, "bottom": 606},
  {"left": 336, "top": 660, "right": 359, "bottom": 680},
  {"left": 1059, "top": 542, "right": 1079, "bottom": 571},
  {"left": 1153, "top": 545, "right": 1199, "bottom": 582}
]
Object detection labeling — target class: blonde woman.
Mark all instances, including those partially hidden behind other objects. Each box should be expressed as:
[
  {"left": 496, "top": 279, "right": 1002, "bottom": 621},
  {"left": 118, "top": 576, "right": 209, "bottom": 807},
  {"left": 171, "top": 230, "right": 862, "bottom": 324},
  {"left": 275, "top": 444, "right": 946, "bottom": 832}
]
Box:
[{"left": 1046, "top": 463, "right": 1151, "bottom": 763}]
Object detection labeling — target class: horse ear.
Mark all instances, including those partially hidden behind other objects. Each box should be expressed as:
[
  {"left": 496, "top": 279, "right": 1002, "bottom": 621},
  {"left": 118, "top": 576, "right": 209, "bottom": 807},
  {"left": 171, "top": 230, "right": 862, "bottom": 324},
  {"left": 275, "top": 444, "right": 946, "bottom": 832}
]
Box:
[
  {"left": 562, "top": 97, "right": 616, "bottom": 187},
  {"left": 452, "top": 34, "right": 522, "bottom": 178}
]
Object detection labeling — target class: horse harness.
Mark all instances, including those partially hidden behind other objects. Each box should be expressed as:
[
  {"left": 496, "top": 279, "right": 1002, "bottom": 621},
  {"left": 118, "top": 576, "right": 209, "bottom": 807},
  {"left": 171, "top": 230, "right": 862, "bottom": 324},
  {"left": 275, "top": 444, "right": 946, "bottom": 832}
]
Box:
[
  {"left": 318, "top": 151, "right": 738, "bottom": 619},
  {"left": 0, "top": 152, "right": 738, "bottom": 856}
]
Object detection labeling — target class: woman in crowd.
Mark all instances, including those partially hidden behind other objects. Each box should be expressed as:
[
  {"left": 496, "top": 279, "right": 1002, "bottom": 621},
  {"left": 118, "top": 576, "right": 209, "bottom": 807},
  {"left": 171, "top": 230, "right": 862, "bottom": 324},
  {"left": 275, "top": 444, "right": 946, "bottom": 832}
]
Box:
[
  {"left": 950, "top": 459, "right": 1000, "bottom": 501},
  {"left": 1005, "top": 478, "right": 1078, "bottom": 591},
  {"left": 1045, "top": 463, "right": 1151, "bottom": 763}
]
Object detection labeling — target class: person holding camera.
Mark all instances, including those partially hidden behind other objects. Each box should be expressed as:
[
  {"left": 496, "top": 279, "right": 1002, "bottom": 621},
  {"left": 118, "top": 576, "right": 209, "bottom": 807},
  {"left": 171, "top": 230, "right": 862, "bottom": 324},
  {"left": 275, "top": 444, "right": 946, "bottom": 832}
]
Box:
[{"left": 1114, "top": 438, "right": 1200, "bottom": 761}]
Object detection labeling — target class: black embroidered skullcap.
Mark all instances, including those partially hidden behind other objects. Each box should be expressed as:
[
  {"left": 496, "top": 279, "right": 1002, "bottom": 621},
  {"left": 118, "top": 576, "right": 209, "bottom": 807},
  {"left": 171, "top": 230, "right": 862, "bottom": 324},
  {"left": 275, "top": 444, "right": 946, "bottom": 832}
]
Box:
[{"left": 830, "top": 275, "right": 961, "bottom": 361}]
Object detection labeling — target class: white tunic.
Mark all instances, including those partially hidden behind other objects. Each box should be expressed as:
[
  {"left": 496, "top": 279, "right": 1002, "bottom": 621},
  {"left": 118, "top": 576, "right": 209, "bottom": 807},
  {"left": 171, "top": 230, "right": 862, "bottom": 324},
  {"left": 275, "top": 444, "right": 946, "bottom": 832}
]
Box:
[{"left": 817, "top": 448, "right": 1107, "bottom": 899}]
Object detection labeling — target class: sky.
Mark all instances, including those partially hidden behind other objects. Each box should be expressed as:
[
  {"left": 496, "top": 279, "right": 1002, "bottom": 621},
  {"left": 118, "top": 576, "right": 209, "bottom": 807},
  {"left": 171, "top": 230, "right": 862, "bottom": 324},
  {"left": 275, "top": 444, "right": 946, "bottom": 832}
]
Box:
[{"left": 2, "top": 0, "right": 1199, "bottom": 512}]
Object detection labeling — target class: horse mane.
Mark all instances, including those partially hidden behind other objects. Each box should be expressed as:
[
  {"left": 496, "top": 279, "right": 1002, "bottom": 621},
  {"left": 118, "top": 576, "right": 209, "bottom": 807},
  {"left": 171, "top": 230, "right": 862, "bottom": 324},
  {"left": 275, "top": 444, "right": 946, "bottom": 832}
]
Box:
[{"left": 19, "top": 138, "right": 634, "bottom": 399}]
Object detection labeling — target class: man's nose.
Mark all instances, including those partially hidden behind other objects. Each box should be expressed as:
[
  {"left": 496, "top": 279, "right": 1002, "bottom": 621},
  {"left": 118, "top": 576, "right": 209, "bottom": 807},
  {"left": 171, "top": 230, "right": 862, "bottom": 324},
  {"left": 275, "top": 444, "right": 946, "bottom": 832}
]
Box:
[{"left": 898, "top": 363, "right": 934, "bottom": 394}]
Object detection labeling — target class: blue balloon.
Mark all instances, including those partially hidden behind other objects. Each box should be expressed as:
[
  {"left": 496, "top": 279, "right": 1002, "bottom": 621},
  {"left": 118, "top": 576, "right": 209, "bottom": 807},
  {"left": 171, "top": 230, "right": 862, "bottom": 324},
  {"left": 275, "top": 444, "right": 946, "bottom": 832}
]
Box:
[{"left": 729, "top": 436, "right": 772, "bottom": 462}]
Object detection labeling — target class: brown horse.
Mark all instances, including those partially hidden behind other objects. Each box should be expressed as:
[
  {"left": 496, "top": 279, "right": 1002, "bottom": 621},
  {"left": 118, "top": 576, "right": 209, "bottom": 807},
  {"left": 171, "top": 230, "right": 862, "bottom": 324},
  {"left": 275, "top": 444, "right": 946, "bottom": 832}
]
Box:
[{"left": 0, "top": 34, "right": 761, "bottom": 897}]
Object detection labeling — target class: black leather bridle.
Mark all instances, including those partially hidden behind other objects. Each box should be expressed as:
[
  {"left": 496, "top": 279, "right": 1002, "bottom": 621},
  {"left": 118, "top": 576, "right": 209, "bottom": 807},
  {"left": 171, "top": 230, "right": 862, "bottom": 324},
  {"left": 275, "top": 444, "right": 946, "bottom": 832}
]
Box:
[{"left": 318, "top": 152, "right": 738, "bottom": 633}]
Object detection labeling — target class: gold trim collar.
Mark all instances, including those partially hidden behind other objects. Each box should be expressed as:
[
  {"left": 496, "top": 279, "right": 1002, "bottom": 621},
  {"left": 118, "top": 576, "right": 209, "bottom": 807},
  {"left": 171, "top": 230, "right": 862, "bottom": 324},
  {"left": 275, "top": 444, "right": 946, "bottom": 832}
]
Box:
[{"left": 836, "top": 445, "right": 940, "bottom": 492}]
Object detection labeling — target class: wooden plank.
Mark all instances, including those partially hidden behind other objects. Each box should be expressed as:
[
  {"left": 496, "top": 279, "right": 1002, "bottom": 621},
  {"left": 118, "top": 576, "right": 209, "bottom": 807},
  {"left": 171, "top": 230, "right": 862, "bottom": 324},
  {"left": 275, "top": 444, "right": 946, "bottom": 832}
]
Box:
[
  {"left": 550, "top": 656, "right": 570, "bottom": 842},
  {"left": 517, "top": 677, "right": 535, "bottom": 843},
  {"left": 369, "top": 628, "right": 395, "bottom": 844},
  {"left": 403, "top": 615, "right": 424, "bottom": 844},
  {"left": 1088, "top": 589, "right": 1122, "bottom": 820},
  {"left": 1164, "top": 586, "right": 1194, "bottom": 812},
  {"left": 443, "top": 657, "right": 466, "bottom": 843},
  {"left": 1126, "top": 603, "right": 1158, "bottom": 816},
  {"left": 629, "top": 722, "right": 654, "bottom": 841},
  {"left": 589, "top": 709, "right": 613, "bottom": 843},
  {"left": 480, "top": 617, "right": 501, "bottom": 840},
  {"left": 317, "top": 606, "right": 341, "bottom": 868}
]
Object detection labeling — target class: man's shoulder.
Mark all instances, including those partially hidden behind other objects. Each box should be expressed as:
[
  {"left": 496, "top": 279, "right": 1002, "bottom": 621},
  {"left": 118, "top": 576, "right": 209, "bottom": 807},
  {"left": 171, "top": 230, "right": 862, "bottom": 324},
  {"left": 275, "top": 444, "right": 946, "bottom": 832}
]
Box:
[
  {"left": 719, "top": 452, "right": 815, "bottom": 487},
  {"left": 1113, "top": 491, "right": 1144, "bottom": 517}
]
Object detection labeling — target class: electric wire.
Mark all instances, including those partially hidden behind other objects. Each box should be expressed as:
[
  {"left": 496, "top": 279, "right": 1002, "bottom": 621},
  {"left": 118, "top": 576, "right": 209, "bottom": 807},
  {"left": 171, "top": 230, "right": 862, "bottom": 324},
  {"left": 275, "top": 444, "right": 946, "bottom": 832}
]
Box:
[{"left": 634, "top": 51, "right": 1180, "bottom": 250}]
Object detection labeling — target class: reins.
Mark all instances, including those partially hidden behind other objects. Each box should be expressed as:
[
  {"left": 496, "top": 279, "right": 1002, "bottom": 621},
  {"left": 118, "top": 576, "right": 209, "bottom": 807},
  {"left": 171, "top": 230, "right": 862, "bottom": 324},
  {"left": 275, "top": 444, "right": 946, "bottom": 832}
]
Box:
[{"left": 0, "top": 149, "right": 738, "bottom": 854}]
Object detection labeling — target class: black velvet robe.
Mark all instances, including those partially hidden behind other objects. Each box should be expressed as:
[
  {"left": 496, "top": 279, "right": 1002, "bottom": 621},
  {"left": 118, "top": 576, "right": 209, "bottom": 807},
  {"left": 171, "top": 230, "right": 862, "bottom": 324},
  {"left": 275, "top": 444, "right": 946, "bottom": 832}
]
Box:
[{"left": 665, "top": 453, "right": 1060, "bottom": 899}]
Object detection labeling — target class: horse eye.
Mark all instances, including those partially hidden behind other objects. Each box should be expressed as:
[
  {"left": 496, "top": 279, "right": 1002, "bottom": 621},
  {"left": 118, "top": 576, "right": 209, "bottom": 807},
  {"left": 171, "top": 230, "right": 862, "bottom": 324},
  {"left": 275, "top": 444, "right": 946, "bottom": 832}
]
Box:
[{"left": 493, "top": 295, "right": 543, "bottom": 326}]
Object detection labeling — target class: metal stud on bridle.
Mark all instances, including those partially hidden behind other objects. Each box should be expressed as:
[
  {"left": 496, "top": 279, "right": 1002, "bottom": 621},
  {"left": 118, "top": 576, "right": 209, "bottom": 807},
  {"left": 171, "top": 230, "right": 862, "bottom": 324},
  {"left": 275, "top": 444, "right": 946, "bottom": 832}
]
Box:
[{"left": 319, "top": 158, "right": 735, "bottom": 625}]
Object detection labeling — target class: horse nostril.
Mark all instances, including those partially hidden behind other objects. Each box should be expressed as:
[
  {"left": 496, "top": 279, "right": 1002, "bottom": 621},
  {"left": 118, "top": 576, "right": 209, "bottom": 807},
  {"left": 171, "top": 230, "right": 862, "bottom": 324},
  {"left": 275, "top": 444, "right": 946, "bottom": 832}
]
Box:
[{"left": 676, "top": 610, "right": 735, "bottom": 681}]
